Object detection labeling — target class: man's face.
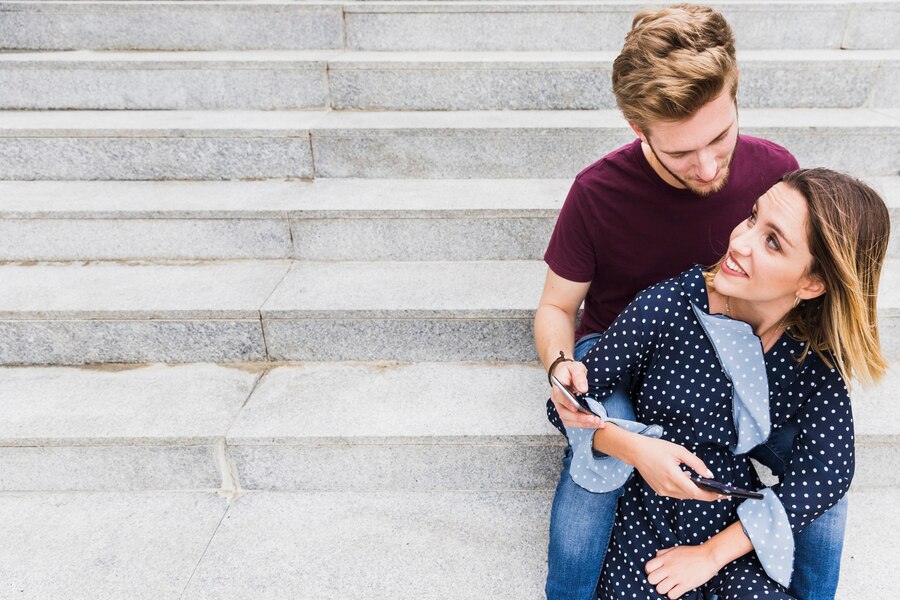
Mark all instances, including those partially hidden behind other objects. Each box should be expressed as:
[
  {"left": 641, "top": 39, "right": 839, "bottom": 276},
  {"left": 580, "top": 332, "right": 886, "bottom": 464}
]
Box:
[{"left": 636, "top": 89, "right": 739, "bottom": 197}]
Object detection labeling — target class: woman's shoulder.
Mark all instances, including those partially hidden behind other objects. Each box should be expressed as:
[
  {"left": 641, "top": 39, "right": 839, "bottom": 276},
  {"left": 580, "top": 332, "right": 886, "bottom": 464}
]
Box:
[{"left": 634, "top": 265, "right": 708, "bottom": 310}]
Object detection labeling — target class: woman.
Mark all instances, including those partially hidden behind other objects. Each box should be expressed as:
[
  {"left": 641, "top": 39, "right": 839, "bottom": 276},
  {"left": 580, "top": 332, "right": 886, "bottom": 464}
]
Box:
[{"left": 553, "top": 168, "right": 889, "bottom": 599}]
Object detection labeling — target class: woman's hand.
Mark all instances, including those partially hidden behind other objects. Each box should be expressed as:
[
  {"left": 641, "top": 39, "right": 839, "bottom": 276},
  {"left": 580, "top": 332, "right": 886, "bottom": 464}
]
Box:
[
  {"left": 629, "top": 436, "right": 721, "bottom": 501},
  {"left": 548, "top": 360, "right": 605, "bottom": 430},
  {"left": 645, "top": 545, "right": 720, "bottom": 599}
]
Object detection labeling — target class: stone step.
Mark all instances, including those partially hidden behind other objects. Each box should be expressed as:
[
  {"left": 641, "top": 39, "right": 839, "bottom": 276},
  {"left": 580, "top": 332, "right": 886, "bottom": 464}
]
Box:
[
  {"left": 2, "top": 1, "right": 897, "bottom": 52},
  {"left": 1, "top": 49, "right": 897, "bottom": 110},
  {"left": 1, "top": 361, "right": 897, "bottom": 493},
  {"left": 0, "top": 486, "right": 894, "bottom": 598},
  {"left": 0, "top": 109, "right": 897, "bottom": 179},
  {"left": 0, "top": 259, "right": 898, "bottom": 364},
  {"left": 0, "top": 179, "right": 567, "bottom": 261},
  {"left": 0, "top": 177, "right": 897, "bottom": 261}
]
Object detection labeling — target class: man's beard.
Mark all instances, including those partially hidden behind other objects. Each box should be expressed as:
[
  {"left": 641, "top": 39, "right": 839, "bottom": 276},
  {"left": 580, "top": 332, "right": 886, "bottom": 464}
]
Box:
[{"left": 646, "top": 140, "right": 735, "bottom": 197}]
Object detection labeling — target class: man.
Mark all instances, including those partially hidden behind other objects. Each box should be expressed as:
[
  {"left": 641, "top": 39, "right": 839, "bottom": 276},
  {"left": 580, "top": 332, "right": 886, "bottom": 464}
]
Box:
[{"left": 537, "top": 4, "right": 847, "bottom": 599}]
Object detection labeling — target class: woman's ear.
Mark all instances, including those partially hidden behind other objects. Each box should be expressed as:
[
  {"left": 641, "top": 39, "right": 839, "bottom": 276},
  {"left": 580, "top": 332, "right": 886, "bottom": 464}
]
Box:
[{"left": 797, "top": 275, "right": 826, "bottom": 300}]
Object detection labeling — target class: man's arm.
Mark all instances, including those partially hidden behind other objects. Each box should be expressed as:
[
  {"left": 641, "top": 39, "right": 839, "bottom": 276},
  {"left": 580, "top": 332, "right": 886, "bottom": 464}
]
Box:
[{"left": 534, "top": 267, "right": 603, "bottom": 429}]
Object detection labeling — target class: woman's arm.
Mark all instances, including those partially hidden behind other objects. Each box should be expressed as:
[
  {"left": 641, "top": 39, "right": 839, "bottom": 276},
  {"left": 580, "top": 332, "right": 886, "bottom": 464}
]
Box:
[
  {"left": 592, "top": 425, "right": 719, "bottom": 501},
  {"left": 644, "top": 522, "right": 752, "bottom": 599}
]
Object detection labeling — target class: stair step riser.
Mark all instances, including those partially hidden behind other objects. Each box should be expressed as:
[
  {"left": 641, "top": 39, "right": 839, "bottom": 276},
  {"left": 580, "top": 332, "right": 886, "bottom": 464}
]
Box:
[
  {"left": 0, "top": 440, "right": 893, "bottom": 491},
  {"left": 3, "top": 212, "right": 900, "bottom": 262},
  {"left": 0, "top": 217, "right": 555, "bottom": 261},
  {"left": 1, "top": 61, "right": 896, "bottom": 110},
  {"left": 0, "top": 4, "right": 344, "bottom": 51},
  {"left": 3, "top": 4, "right": 897, "bottom": 51},
  {"left": 0, "top": 137, "right": 313, "bottom": 180},
  {"left": 1, "top": 124, "right": 897, "bottom": 180},
  {"left": 3, "top": 315, "right": 900, "bottom": 364}
]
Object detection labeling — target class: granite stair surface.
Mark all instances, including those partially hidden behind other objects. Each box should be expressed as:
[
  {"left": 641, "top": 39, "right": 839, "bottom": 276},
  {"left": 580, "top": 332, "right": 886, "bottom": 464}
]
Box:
[
  {"left": 0, "top": 109, "right": 898, "bottom": 179},
  {"left": 1, "top": 0, "right": 898, "bottom": 597},
  {"left": 0, "top": 50, "right": 897, "bottom": 111}
]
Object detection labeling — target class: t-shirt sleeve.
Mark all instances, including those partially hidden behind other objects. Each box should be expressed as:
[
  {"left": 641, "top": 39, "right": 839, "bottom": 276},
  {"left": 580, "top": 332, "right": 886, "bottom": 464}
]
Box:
[{"left": 544, "top": 177, "right": 596, "bottom": 283}]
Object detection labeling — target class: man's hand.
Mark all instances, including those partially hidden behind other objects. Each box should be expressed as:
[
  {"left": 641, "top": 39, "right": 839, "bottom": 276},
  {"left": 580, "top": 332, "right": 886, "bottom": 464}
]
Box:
[
  {"left": 549, "top": 360, "right": 605, "bottom": 430},
  {"left": 629, "top": 436, "right": 721, "bottom": 501},
  {"left": 645, "top": 545, "right": 720, "bottom": 599}
]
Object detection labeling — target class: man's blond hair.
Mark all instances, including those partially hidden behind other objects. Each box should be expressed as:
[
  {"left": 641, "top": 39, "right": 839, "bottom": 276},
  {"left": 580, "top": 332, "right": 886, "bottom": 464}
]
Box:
[{"left": 612, "top": 4, "right": 738, "bottom": 131}]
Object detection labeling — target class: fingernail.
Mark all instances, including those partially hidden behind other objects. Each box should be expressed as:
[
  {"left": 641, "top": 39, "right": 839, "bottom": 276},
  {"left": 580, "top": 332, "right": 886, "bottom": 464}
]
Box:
[{"left": 706, "top": 470, "right": 714, "bottom": 478}]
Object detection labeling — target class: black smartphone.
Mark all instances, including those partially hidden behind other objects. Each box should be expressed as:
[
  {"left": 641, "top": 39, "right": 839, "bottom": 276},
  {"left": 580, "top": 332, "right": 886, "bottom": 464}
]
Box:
[
  {"left": 550, "top": 375, "right": 593, "bottom": 415},
  {"left": 690, "top": 475, "right": 764, "bottom": 500}
]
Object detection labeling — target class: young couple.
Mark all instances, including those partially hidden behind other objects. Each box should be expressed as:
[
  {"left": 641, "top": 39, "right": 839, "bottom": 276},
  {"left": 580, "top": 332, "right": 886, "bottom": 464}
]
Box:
[{"left": 536, "top": 5, "right": 890, "bottom": 600}]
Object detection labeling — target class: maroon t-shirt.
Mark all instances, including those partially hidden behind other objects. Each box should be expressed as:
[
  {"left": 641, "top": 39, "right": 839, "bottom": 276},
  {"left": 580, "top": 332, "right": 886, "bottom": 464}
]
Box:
[{"left": 544, "top": 135, "right": 799, "bottom": 340}]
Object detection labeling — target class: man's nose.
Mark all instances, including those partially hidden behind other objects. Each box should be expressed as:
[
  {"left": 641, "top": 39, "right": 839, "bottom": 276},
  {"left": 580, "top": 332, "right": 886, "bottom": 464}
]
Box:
[{"left": 697, "top": 150, "right": 718, "bottom": 181}]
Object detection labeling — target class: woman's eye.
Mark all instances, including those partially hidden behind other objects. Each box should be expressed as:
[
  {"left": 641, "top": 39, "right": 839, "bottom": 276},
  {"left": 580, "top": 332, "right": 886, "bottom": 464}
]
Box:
[
  {"left": 747, "top": 212, "right": 757, "bottom": 225},
  {"left": 767, "top": 235, "right": 781, "bottom": 251}
]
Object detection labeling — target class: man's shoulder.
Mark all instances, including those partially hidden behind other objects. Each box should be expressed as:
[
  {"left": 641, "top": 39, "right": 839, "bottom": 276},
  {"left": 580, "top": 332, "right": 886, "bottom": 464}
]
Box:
[
  {"left": 566, "top": 139, "right": 647, "bottom": 204},
  {"left": 735, "top": 135, "right": 799, "bottom": 170},
  {"left": 573, "top": 139, "right": 643, "bottom": 184}
]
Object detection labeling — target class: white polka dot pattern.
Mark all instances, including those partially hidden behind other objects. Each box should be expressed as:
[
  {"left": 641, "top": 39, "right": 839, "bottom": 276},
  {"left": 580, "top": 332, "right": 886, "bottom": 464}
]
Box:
[{"left": 545, "top": 266, "right": 856, "bottom": 598}]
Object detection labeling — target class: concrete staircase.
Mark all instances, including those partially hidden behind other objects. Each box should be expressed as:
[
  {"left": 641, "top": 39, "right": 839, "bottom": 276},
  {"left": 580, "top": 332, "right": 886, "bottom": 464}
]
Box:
[{"left": 0, "top": 1, "right": 897, "bottom": 598}]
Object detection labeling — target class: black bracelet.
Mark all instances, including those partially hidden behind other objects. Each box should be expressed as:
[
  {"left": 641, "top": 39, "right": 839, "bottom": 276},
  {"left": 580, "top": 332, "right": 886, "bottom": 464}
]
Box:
[{"left": 547, "top": 350, "right": 574, "bottom": 385}]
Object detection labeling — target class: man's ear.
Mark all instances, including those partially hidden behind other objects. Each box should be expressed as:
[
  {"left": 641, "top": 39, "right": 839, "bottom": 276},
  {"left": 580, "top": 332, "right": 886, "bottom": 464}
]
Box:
[
  {"left": 797, "top": 274, "right": 826, "bottom": 301},
  {"left": 630, "top": 122, "right": 648, "bottom": 144}
]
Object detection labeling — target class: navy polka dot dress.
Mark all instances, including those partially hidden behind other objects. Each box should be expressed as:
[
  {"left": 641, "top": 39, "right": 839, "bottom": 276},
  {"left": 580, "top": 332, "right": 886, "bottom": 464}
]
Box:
[{"left": 552, "top": 266, "right": 855, "bottom": 599}]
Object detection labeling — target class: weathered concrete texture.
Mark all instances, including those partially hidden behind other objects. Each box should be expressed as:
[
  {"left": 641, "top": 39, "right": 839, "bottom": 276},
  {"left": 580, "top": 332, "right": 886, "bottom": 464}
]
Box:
[
  {"left": 0, "top": 178, "right": 569, "bottom": 217},
  {"left": 0, "top": 179, "right": 314, "bottom": 217},
  {"left": 0, "top": 110, "right": 318, "bottom": 180},
  {"left": 262, "top": 260, "right": 546, "bottom": 318},
  {"left": 0, "top": 491, "right": 227, "bottom": 599},
  {"left": 843, "top": 4, "right": 900, "bottom": 49},
  {"left": 0, "top": 136, "right": 313, "bottom": 180},
  {"left": 292, "top": 215, "right": 554, "bottom": 260},
  {"left": 344, "top": 4, "right": 854, "bottom": 51},
  {"left": 328, "top": 50, "right": 900, "bottom": 110},
  {"left": 264, "top": 317, "right": 537, "bottom": 361},
  {"left": 873, "top": 63, "right": 900, "bottom": 107},
  {"left": 0, "top": 218, "right": 294, "bottom": 260},
  {"left": 329, "top": 58, "right": 617, "bottom": 110},
  {"left": 0, "top": 488, "right": 890, "bottom": 599},
  {"left": 836, "top": 488, "right": 900, "bottom": 598},
  {"left": 0, "top": 445, "right": 223, "bottom": 491},
  {"left": 231, "top": 443, "right": 561, "bottom": 491},
  {"left": 0, "top": 320, "right": 267, "bottom": 365},
  {"left": 310, "top": 108, "right": 632, "bottom": 178},
  {"left": 0, "top": 60, "right": 329, "bottom": 110},
  {"left": 0, "top": 364, "right": 260, "bottom": 446},
  {"left": 181, "top": 491, "right": 552, "bottom": 599},
  {"left": 0, "top": 2, "right": 344, "bottom": 50},
  {"left": 310, "top": 109, "right": 900, "bottom": 178},
  {"left": 230, "top": 362, "right": 552, "bottom": 442},
  {"left": 0, "top": 262, "right": 291, "bottom": 319},
  {"left": 229, "top": 362, "right": 560, "bottom": 490}
]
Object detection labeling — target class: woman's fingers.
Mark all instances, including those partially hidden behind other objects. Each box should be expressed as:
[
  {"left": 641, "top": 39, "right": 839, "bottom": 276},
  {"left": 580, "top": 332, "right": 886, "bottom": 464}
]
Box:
[
  {"left": 677, "top": 448, "right": 714, "bottom": 480},
  {"left": 667, "top": 583, "right": 690, "bottom": 599},
  {"left": 549, "top": 390, "right": 604, "bottom": 429}
]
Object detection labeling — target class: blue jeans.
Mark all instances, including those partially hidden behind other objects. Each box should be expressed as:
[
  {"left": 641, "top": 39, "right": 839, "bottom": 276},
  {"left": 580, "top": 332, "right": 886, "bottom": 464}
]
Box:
[{"left": 545, "top": 334, "right": 848, "bottom": 600}]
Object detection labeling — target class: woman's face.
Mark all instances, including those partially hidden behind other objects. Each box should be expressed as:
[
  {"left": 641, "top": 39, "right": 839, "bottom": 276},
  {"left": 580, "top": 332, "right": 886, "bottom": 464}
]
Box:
[{"left": 713, "top": 182, "right": 823, "bottom": 309}]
